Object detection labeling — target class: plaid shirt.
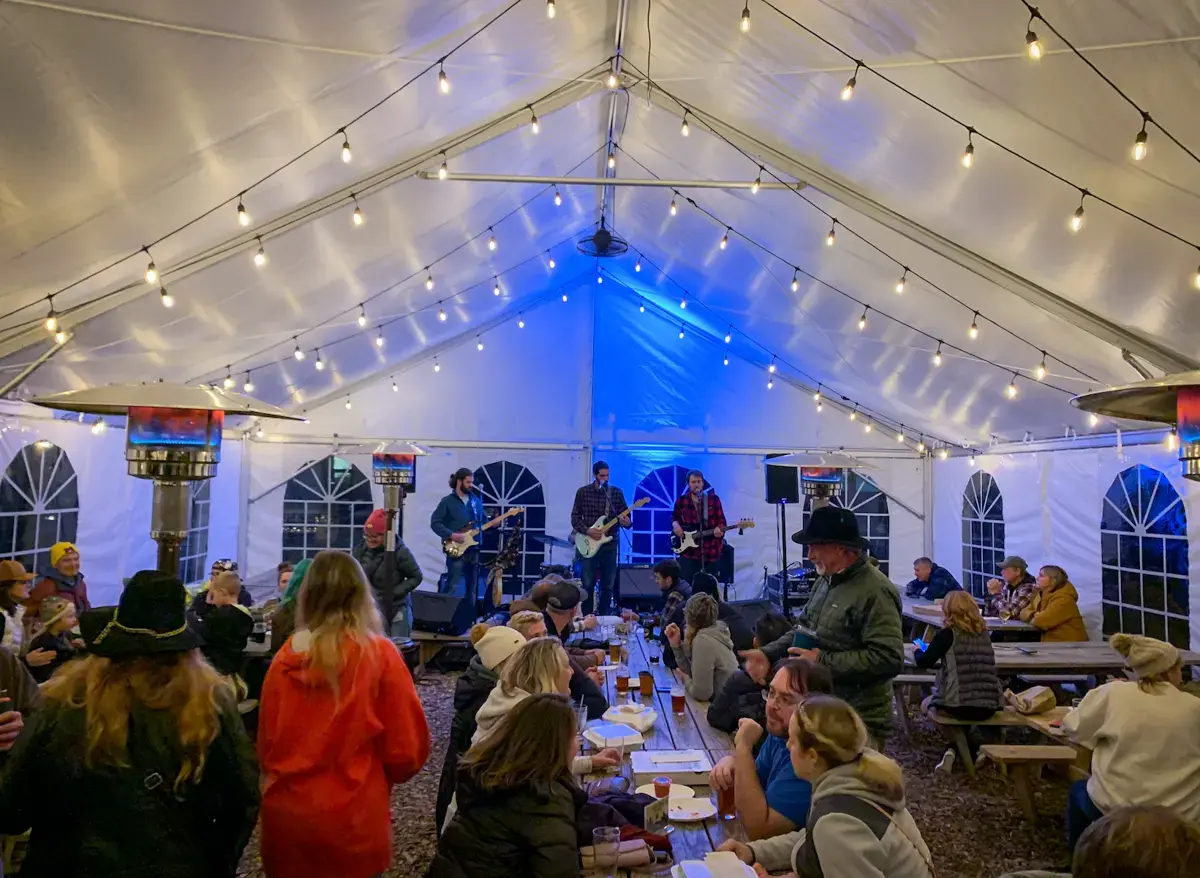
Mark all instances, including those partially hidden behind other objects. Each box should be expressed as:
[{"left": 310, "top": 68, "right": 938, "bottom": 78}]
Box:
[
  {"left": 570, "top": 482, "right": 630, "bottom": 540},
  {"left": 672, "top": 491, "right": 727, "bottom": 562}
]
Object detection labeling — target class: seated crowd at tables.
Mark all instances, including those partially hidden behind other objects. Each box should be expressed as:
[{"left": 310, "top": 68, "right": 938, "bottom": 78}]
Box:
[{"left": 0, "top": 504, "right": 1190, "bottom": 877}]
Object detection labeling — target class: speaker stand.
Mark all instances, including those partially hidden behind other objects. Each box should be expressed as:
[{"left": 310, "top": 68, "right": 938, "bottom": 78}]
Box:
[{"left": 780, "top": 500, "right": 791, "bottom": 617}]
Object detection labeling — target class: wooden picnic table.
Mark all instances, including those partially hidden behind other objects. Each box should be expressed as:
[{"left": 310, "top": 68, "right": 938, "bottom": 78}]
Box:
[
  {"left": 579, "top": 624, "right": 744, "bottom": 873},
  {"left": 902, "top": 597, "right": 1036, "bottom": 640},
  {"left": 905, "top": 640, "right": 1200, "bottom": 675}
]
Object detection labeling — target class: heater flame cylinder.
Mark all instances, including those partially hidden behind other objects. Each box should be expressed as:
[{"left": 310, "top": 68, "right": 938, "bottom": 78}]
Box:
[
  {"left": 1178, "top": 387, "right": 1200, "bottom": 481},
  {"left": 125, "top": 407, "right": 223, "bottom": 480},
  {"left": 800, "top": 467, "right": 844, "bottom": 499}
]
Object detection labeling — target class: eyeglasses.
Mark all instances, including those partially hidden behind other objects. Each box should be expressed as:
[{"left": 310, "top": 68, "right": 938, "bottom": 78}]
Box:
[{"left": 762, "top": 688, "right": 802, "bottom": 708}]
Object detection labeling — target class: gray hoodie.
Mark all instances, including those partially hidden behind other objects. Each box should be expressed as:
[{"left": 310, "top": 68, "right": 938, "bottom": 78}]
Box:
[
  {"left": 747, "top": 761, "right": 933, "bottom": 878},
  {"left": 671, "top": 622, "right": 737, "bottom": 702}
]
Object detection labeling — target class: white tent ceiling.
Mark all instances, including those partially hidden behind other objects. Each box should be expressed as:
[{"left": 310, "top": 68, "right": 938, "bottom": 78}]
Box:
[{"left": 2, "top": 0, "right": 1198, "bottom": 449}]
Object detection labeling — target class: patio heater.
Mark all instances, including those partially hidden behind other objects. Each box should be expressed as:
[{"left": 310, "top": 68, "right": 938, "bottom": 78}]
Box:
[
  {"left": 370, "top": 444, "right": 423, "bottom": 636},
  {"left": 30, "top": 384, "right": 302, "bottom": 574},
  {"left": 1073, "top": 373, "right": 1200, "bottom": 480}
]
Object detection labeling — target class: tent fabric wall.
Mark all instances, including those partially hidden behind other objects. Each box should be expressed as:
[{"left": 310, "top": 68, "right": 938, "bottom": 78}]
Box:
[{"left": 933, "top": 440, "right": 1200, "bottom": 649}]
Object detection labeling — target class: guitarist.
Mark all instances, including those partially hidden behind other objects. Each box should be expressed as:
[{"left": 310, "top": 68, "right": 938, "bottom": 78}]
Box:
[
  {"left": 570, "top": 461, "right": 631, "bottom": 615},
  {"left": 430, "top": 467, "right": 486, "bottom": 596},
  {"left": 672, "top": 469, "right": 727, "bottom": 586}
]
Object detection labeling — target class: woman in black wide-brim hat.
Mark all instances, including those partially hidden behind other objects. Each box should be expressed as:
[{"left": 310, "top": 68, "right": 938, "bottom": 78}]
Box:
[{"left": 0, "top": 569, "right": 260, "bottom": 878}]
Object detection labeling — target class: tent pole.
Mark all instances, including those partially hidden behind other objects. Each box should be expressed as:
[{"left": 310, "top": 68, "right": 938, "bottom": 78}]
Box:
[
  {"left": 417, "top": 172, "right": 802, "bottom": 190},
  {"left": 0, "top": 334, "right": 70, "bottom": 398}
]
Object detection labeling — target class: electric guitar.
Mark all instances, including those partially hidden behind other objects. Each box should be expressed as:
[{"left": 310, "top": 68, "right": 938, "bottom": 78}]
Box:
[
  {"left": 671, "top": 519, "right": 755, "bottom": 555},
  {"left": 573, "top": 496, "right": 651, "bottom": 559},
  {"left": 442, "top": 507, "right": 525, "bottom": 558}
]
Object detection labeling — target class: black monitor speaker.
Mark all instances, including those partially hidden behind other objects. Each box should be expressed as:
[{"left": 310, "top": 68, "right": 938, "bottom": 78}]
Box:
[
  {"left": 411, "top": 590, "right": 476, "bottom": 635},
  {"left": 765, "top": 454, "right": 800, "bottom": 504},
  {"left": 618, "top": 565, "right": 662, "bottom": 599}
]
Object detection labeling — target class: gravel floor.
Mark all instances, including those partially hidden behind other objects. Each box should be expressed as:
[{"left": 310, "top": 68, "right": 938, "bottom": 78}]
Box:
[{"left": 238, "top": 674, "right": 1069, "bottom": 877}]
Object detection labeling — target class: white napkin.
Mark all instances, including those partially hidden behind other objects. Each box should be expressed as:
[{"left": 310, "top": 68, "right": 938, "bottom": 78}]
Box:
[{"left": 705, "top": 851, "right": 749, "bottom": 878}]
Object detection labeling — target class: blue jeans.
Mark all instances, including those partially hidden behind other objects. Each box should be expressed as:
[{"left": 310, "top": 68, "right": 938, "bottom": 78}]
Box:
[
  {"left": 1067, "top": 779, "right": 1105, "bottom": 853},
  {"left": 442, "top": 553, "right": 477, "bottom": 596},
  {"left": 580, "top": 548, "right": 618, "bottom": 615}
]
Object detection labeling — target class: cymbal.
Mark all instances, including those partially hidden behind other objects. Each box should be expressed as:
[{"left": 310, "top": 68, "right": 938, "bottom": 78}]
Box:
[{"left": 532, "top": 533, "right": 574, "bottom": 549}]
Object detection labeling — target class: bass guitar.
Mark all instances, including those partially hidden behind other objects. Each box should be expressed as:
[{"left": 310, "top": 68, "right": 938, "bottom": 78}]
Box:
[
  {"left": 573, "top": 496, "right": 651, "bottom": 559},
  {"left": 443, "top": 507, "right": 525, "bottom": 558},
  {"left": 671, "top": 518, "right": 755, "bottom": 555}
]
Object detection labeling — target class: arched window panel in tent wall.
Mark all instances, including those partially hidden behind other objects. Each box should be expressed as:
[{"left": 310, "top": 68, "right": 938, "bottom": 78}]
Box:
[
  {"left": 472, "top": 461, "right": 546, "bottom": 596},
  {"left": 281, "top": 456, "right": 373, "bottom": 565},
  {"left": 802, "top": 473, "right": 890, "bottom": 578},
  {"left": 1100, "top": 464, "right": 1189, "bottom": 649},
  {"left": 961, "top": 472, "right": 1005, "bottom": 600},
  {"left": 0, "top": 442, "right": 79, "bottom": 575},
  {"left": 179, "top": 480, "right": 211, "bottom": 586},
  {"left": 632, "top": 466, "right": 712, "bottom": 566}
]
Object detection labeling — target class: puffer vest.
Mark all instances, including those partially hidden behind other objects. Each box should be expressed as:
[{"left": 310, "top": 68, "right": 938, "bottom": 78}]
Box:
[{"left": 932, "top": 629, "right": 1002, "bottom": 711}]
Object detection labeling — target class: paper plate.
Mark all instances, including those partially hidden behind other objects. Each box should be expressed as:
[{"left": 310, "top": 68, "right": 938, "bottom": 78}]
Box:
[
  {"left": 668, "top": 799, "right": 717, "bottom": 822},
  {"left": 635, "top": 783, "right": 695, "bottom": 799}
]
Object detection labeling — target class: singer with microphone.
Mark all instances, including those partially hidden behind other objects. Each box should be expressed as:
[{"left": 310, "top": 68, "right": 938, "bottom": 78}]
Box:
[
  {"left": 430, "top": 467, "right": 486, "bottom": 595},
  {"left": 570, "top": 461, "right": 631, "bottom": 615}
]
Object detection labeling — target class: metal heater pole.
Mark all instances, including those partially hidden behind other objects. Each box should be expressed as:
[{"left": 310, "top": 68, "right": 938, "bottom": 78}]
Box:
[
  {"left": 780, "top": 501, "right": 790, "bottom": 618},
  {"left": 151, "top": 481, "right": 191, "bottom": 576},
  {"left": 381, "top": 486, "right": 401, "bottom": 639}
]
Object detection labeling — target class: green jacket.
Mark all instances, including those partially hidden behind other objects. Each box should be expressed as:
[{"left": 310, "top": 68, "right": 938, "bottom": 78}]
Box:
[{"left": 763, "top": 556, "right": 903, "bottom": 735}]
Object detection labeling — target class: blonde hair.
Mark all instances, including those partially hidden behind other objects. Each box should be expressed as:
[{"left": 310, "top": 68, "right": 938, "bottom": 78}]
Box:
[
  {"left": 210, "top": 571, "right": 242, "bottom": 598},
  {"left": 499, "top": 636, "right": 568, "bottom": 697},
  {"left": 508, "top": 610, "right": 545, "bottom": 638},
  {"left": 684, "top": 593, "right": 718, "bottom": 652},
  {"left": 296, "top": 550, "right": 383, "bottom": 698},
  {"left": 44, "top": 651, "right": 225, "bottom": 792},
  {"left": 1039, "top": 564, "right": 1069, "bottom": 590},
  {"left": 942, "top": 591, "right": 986, "bottom": 635},
  {"left": 792, "top": 694, "right": 904, "bottom": 801}
]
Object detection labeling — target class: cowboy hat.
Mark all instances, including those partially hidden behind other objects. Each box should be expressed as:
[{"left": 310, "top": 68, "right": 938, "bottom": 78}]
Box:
[
  {"left": 790, "top": 505, "right": 869, "bottom": 550},
  {"left": 90, "top": 569, "right": 202, "bottom": 657}
]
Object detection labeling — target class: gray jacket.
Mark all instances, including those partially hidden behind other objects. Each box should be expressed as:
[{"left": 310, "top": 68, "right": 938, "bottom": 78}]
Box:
[
  {"left": 671, "top": 623, "right": 737, "bottom": 702},
  {"left": 747, "top": 762, "right": 932, "bottom": 878}
]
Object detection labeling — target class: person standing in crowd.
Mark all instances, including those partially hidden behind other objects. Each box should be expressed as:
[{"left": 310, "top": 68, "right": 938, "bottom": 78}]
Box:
[
  {"left": 507, "top": 609, "right": 607, "bottom": 719},
  {"left": 709, "top": 659, "right": 834, "bottom": 840},
  {"left": 719, "top": 695, "right": 933, "bottom": 878},
  {"left": 430, "top": 467, "right": 486, "bottom": 596},
  {"left": 1061, "top": 634, "right": 1200, "bottom": 852},
  {"left": 666, "top": 593, "right": 737, "bottom": 702},
  {"left": 270, "top": 557, "right": 309, "bottom": 653},
  {"left": 651, "top": 558, "right": 691, "bottom": 671},
  {"left": 671, "top": 469, "right": 727, "bottom": 585},
  {"left": 707, "top": 612, "right": 794, "bottom": 733},
  {"left": 28, "top": 542, "right": 90, "bottom": 620},
  {"left": 690, "top": 571, "right": 755, "bottom": 652},
  {"left": 905, "top": 557, "right": 962, "bottom": 600},
  {"left": 436, "top": 624, "right": 526, "bottom": 831},
  {"left": 353, "top": 508, "right": 423, "bottom": 637},
  {"left": 428, "top": 693, "right": 586, "bottom": 878},
  {"left": 1020, "top": 564, "right": 1088, "bottom": 642},
  {"left": 914, "top": 591, "right": 1004, "bottom": 773},
  {"left": 986, "top": 555, "right": 1037, "bottom": 619},
  {"left": 570, "top": 460, "right": 631, "bottom": 615},
  {"left": 0, "top": 570, "right": 258, "bottom": 877},
  {"left": 742, "top": 507, "right": 904, "bottom": 747},
  {"left": 258, "top": 551, "right": 430, "bottom": 878},
  {"left": 24, "top": 596, "right": 82, "bottom": 684}
]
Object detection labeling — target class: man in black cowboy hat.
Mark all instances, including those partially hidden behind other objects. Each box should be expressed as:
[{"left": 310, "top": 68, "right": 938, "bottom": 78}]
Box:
[{"left": 740, "top": 506, "right": 903, "bottom": 745}]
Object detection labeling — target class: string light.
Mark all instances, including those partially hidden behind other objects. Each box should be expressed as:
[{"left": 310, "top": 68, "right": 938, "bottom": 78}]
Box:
[
  {"left": 438, "top": 61, "right": 450, "bottom": 94},
  {"left": 1034, "top": 352, "right": 1047, "bottom": 381},
  {"left": 932, "top": 342, "right": 943, "bottom": 366},
  {"left": 1025, "top": 14, "right": 1044, "bottom": 60},
  {"left": 433, "top": 358, "right": 441, "bottom": 373},
  {"left": 669, "top": 193, "right": 678, "bottom": 217},
  {"left": 816, "top": 399, "right": 823, "bottom": 412},
  {"left": 222, "top": 369, "right": 235, "bottom": 390},
  {"left": 639, "top": 303, "right": 645, "bottom": 313},
  {"left": 1131, "top": 116, "right": 1149, "bottom": 161},
  {"left": 864, "top": 418, "right": 872, "bottom": 434},
  {"left": 1166, "top": 429, "right": 1179, "bottom": 451},
  {"left": 896, "top": 428, "right": 905, "bottom": 442},
  {"left": 562, "top": 292, "right": 568, "bottom": 302},
  {"left": 1193, "top": 265, "right": 1200, "bottom": 290},
  {"left": 740, "top": 3, "right": 750, "bottom": 33},
  {"left": 554, "top": 188, "right": 562, "bottom": 207},
  {"left": 679, "top": 326, "right": 685, "bottom": 339},
  {"left": 849, "top": 408, "right": 858, "bottom": 421},
  {"left": 518, "top": 314, "right": 525, "bottom": 329},
  {"left": 476, "top": 336, "right": 484, "bottom": 351},
  {"left": 1006, "top": 373, "right": 1019, "bottom": 399},
  {"left": 375, "top": 328, "right": 385, "bottom": 348},
  {"left": 895, "top": 268, "right": 908, "bottom": 294},
  {"left": 493, "top": 277, "right": 501, "bottom": 296},
  {"left": 237, "top": 197, "right": 250, "bottom": 227},
  {"left": 938, "top": 447, "right": 949, "bottom": 461},
  {"left": 825, "top": 220, "right": 837, "bottom": 246},
  {"left": 719, "top": 228, "right": 729, "bottom": 250},
  {"left": 44, "top": 300, "right": 57, "bottom": 333},
  {"left": 438, "top": 154, "right": 448, "bottom": 180},
  {"left": 767, "top": 376, "right": 774, "bottom": 390},
  {"left": 1088, "top": 412, "right": 1100, "bottom": 427},
  {"left": 255, "top": 424, "right": 264, "bottom": 438},
  {"left": 143, "top": 247, "right": 158, "bottom": 284},
  {"left": 634, "top": 255, "right": 642, "bottom": 272},
  {"left": 243, "top": 374, "right": 255, "bottom": 393},
  {"left": 768, "top": 357, "right": 776, "bottom": 373},
  {"left": 357, "top": 305, "right": 367, "bottom": 328},
  {"left": 351, "top": 195, "right": 364, "bottom": 226},
  {"left": 681, "top": 112, "right": 690, "bottom": 137},
  {"left": 968, "top": 312, "right": 979, "bottom": 339},
  {"left": 314, "top": 350, "right": 325, "bottom": 371},
  {"left": 751, "top": 168, "right": 762, "bottom": 194},
  {"left": 841, "top": 63, "right": 860, "bottom": 101},
  {"left": 159, "top": 286, "right": 174, "bottom": 308},
  {"left": 438, "top": 306, "right": 447, "bottom": 321},
  {"left": 425, "top": 271, "right": 435, "bottom": 290},
  {"left": 961, "top": 130, "right": 975, "bottom": 168},
  {"left": 529, "top": 106, "right": 540, "bottom": 134},
  {"left": 813, "top": 387, "right": 822, "bottom": 403},
  {"left": 345, "top": 397, "right": 352, "bottom": 410},
  {"left": 791, "top": 270, "right": 799, "bottom": 292},
  {"left": 607, "top": 151, "right": 616, "bottom": 169},
  {"left": 392, "top": 377, "right": 399, "bottom": 392},
  {"left": 680, "top": 297, "right": 687, "bottom": 309},
  {"left": 91, "top": 418, "right": 106, "bottom": 436},
  {"left": 487, "top": 228, "right": 497, "bottom": 251},
  {"left": 546, "top": 0, "right": 555, "bottom": 19},
  {"left": 547, "top": 251, "right": 556, "bottom": 269},
  {"left": 1069, "top": 190, "right": 1087, "bottom": 233},
  {"left": 917, "top": 437, "right": 926, "bottom": 453},
  {"left": 292, "top": 338, "right": 305, "bottom": 361},
  {"left": 606, "top": 71, "right": 618, "bottom": 89},
  {"left": 968, "top": 454, "right": 976, "bottom": 467},
  {"left": 340, "top": 129, "right": 352, "bottom": 163},
  {"left": 54, "top": 329, "right": 66, "bottom": 345},
  {"left": 725, "top": 329, "right": 732, "bottom": 344},
  {"left": 597, "top": 272, "right": 603, "bottom": 284},
  {"left": 253, "top": 236, "right": 267, "bottom": 268},
  {"left": 857, "top": 306, "right": 868, "bottom": 331}
]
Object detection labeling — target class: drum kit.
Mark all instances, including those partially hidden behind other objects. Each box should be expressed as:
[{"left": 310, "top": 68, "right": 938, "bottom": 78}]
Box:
[{"left": 532, "top": 532, "right": 576, "bottom": 576}]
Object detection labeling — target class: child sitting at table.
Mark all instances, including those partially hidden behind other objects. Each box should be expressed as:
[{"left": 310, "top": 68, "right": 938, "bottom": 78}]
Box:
[
  {"left": 707, "top": 611, "right": 793, "bottom": 732},
  {"left": 428, "top": 693, "right": 584, "bottom": 878},
  {"left": 192, "top": 572, "right": 254, "bottom": 690},
  {"left": 664, "top": 592, "right": 737, "bottom": 702},
  {"left": 25, "top": 596, "right": 83, "bottom": 683}
]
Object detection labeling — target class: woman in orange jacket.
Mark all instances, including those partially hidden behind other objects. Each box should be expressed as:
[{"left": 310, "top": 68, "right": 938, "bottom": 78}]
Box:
[
  {"left": 258, "top": 551, "right": 430, "bottom": 878},
  {"left": 1019, "top": 564, "right": 1088, "bottom": 642}
]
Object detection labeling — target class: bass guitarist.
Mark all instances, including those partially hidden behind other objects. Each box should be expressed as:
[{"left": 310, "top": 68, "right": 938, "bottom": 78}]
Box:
[
  {"left": 672, "top": 469, "right": 726, "bottom": 586},
  {"left": 570, "top": 460, "right": 630, "bottom": 615},
  {"left": 430, "top": 467, "right": 485, "bottom": 596}
]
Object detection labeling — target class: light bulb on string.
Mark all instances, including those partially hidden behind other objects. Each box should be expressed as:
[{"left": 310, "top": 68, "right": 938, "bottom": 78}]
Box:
[
  {"left": 91, "top": 418, "right": 106, "bottom": 436},
  {"left": 425, "top": 271, "right": 434, "bottom": 290},
  {"left": 679, "top": 297, "right": 687, "bottom": 309},
  {"left": 857, "top": 306, "right": 868, "bottom": 331},
  {"left": 896, "top": 428, "right": 905, "bottom": 442},
  {"left": 529, "top": 106, "right": 539, "bottom": 134},
  {"left": 292, "top": 338, "right": 305, "bottom": 361},
  {"left": 438, "top": 154, "right": 448, "bottom": 180},
  {"left": 895, "top": 268, "right": 908, "bottom": 294},
  {"left": 723, "top": 351, "right": 729, "bottom": 366},
  {"left": 969, "top": 312, "right": 979, "bottom": 339},
  {"left": 546, "top": 0, "right": 555, "bottom": 19},
  {"left": 669, "top": 193, "right": 678, "bottom": 217},
  {"left": 1088, "top": 412, "right": 1100, "bottom": 427},
  {"left": 340, "top": 130, "right": 352, "bottom": 163},
  {"left": 767, "top": 376, "right": 774, "bottom": 390},
  {"left": 1026, "top": 15, "right": 1044, "bottom": 59},
  {"left": 751, "top": 168, "right": 762, "bottom": 194},
  {"left": 159, "top": 286, "right": 174, "bottom": 308},
  {"left": 938, "top": 447, "right": 949, "bottom": 461},
  {"left": 968, "top": 454, "right": 976, "bottom": 467},
  {"left": 813, "top": 387, "right": 822, "bottom": 403},
  {"left": 358, "top": 305, "right": 367, "bottom": 328},
  {"left": 639, "top": 302, "right": 645, "bottom": 313},
  {"left": 438, "top": 62, "right": 450, "bottom": 94},
  {"left": 237, "top": 197, "right": 250, "bottom": 227},
  {"left": 917, "top": 437, "right": 926, "bottom": 453},
  {"left": 255, "top": 424, "right": 264, "bottom": 438},
  {"left": 253, "top": 236, "right": 267, "bottom": 267},
  {"left": 1035, "top": 353, "right": 1047, "bottom": 381},
  {"left": 351, "top": 195, "right": 364, "bottom": 226},
  {"left": 518, "top": 314, "right": 525, "bottom": 329},
  {"left": 345, "top": 397, "right": 352, "bottom": 410},
  {"left": 740, "top": 3, "right": 750, "bottom": 33},
  {"left": 1069, "top": 190, "right": 1087, "bottom": 233},
  {"left": 606, "top": 71, "right": 618, "bottom": 89},
  {"left": 562, "top": 292, "right": 568, "bottom": 302},
  {"left": 719, "top": 228, "right": 729, "bottom": 250},
  {"left": 554, "top": 188, "right": 562, "bottom": 207},
  {"left": 44, "top": 300, "right": 57, "bottom": 333},
  {"left": 493, "top": 277, "right": 501, "bottom": 296},
  {"left": 1193, "top": 264, "right": 1200, "bottom": 290},
  {"left": 679, "top": 326, "right": 685, "bottom": 340},
  {"left": 314, "top": 350, "right": 325, "bottom": 371},
  {"left": 392, "top": 377, "right": 399, "bottom": 392},
  {"left": 143, "top": 247, "right": 158, "bottom": 284},
  {"left": 438, "top": 306, "right": 447, "bottom": 321},
  {"left": 487, "top": 228, "right": 497, "bottom": 251},
  {"left": 1131, "top": 117, "right": 1149, "bottom": 161},
  {"left": 791, "top": 270, "right": 800, "bottom": 293},
  {"left": 961, "top": 129, "right": 975, "bottom": 168},
  {"left": 375, "top": 329, "right": 385, "bottom": 348},
  {"left": 724, "top": 329, "right": 732, "bottom": 344},
  {"left": 547, "top": 251, "right": 556, "bottom": 269},
  {"left": 634, "top": 255, "right": 642, "bottom": 272},
  {"left": 476, "top": 337, "right": 484, "bottom": 352},
  {"left": 841, "top": 63, "right": 860, "bottom": 101},
  {"left": 222, "top": 370, "right": 235, "bottom": 390},
  {"left": 434, "top": 358, "right": 441, "bottom": 373},
  {"left": 597, "top": 273, "right": 603, "bottom": 285},
  {"left": 768, "top": 357, "right": 776, "bottom": 374},
  {"left": 243, "top": 374, "right": 255, "bottom": 393},
  {"left": 864, "top": 419, "right": 872, "bottom": 434},
  {"left": 607, "top": 151, "right": 616, "bottom": 170},
  {"left": 933, "top": 342, "right": 943, "bottom": 366},
  {"left": 1006, "top": 373, "right": 1019, "bottom": 399},
  {"left": 54, "top": 329, "right": 66, "bottom": 345},
  {"left": 681, "top": 113, "right": 690, "bottom": 137},
  {"left": 816, "top": 399, "right": 823, "bottom": 412},
  {"left": 849, "top": 408, "right": 858, "bottom": 422},
  {"left": 825, "top": 220, "right": 837, "bottom": 246}
]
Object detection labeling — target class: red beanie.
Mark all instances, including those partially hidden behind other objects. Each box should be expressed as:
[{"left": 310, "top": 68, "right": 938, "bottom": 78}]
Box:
[{"left": 364, "top": 508, "right": 388, "bottom": 534}]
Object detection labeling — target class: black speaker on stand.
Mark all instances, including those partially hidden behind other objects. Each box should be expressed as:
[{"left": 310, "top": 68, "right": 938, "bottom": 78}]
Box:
[{"left": 765, "top": 456, "right": 801, "bottom": 616}]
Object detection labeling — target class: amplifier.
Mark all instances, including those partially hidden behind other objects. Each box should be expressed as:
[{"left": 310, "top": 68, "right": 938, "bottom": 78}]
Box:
[
  {"left": 411, "top": 590, "right": 476, "bottom": 635},
  {"left": 618, "top": 564, "right": 662, "bottom": 599}
]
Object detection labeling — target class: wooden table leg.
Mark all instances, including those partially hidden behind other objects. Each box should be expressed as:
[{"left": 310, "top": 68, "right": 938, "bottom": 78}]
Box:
[
  {"left": 951, "top": 728, "right": 975, "bottom": 779},
  {"left": 1010, "top": 764, "right": 1038, "bottom": 825}
]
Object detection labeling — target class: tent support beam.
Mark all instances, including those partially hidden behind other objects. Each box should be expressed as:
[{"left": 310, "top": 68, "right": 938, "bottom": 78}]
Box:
[
  {"left": 0, "top": 334, "right": 70, "bottom": 397},
  {"left": 644, "top": 90, "right": 1199, "bottom": 376},
  {"left": 417, "top": 172, "right": 801, "bottom": 189},
  {"left": 1121, "top": 349, "right": 1156, "bottom": 380},
  {"left": 599, "top": 0, "right": 632, "bottom": 223}
]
